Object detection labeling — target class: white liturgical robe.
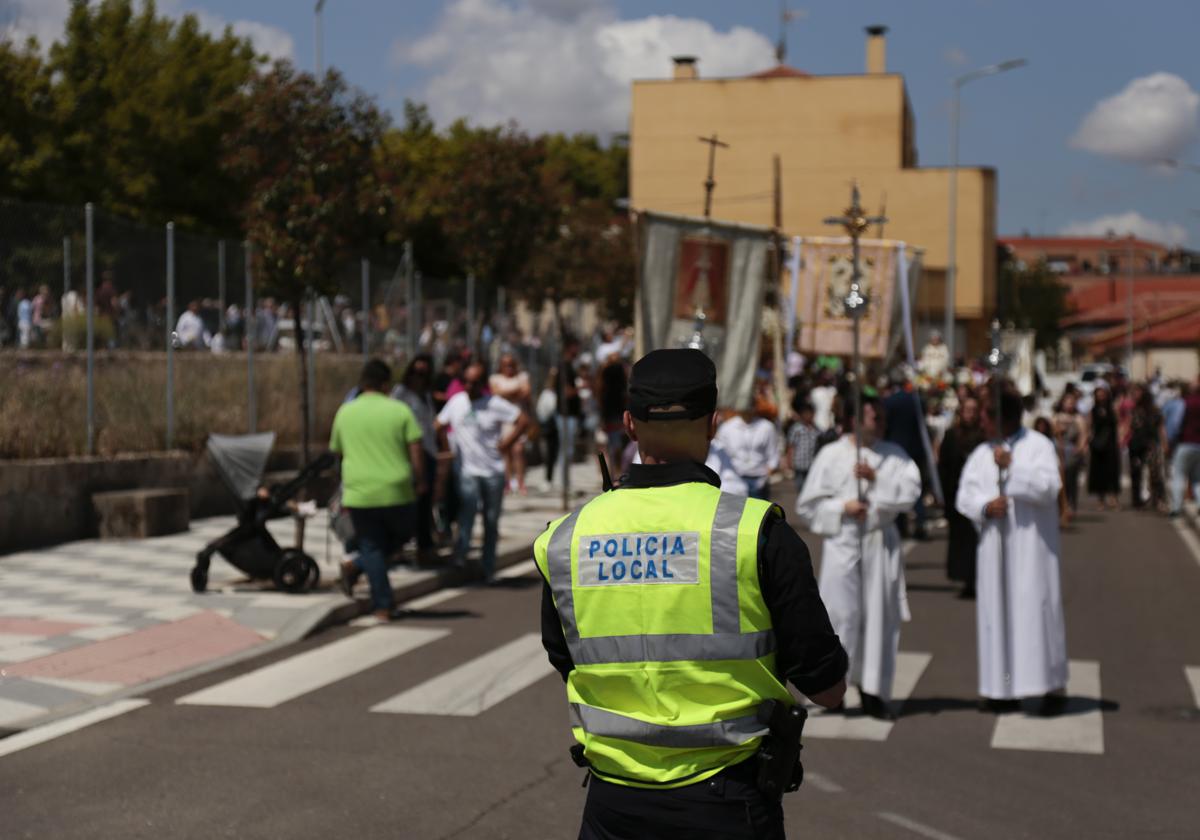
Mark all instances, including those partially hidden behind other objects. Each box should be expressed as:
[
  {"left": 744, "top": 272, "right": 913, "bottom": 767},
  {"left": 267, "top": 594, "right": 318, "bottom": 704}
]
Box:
[
  {"left": 796, "top": 436, "right": 921, "bottom": 702},
  {"left": 955, "top": 428, "right": 1068, "bottom": 699}
]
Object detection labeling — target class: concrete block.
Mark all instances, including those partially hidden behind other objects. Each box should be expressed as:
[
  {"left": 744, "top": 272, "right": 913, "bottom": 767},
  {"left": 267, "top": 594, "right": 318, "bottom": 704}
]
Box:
[{"left": 92, "top": 488, "right": 190, "bottom": 539}]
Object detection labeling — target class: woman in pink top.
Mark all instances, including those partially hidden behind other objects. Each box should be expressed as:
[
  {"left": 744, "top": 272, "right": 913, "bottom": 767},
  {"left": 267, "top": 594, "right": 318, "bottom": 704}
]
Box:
[{"left": 489, "top": 353, "right": 532, "bottom": 493}]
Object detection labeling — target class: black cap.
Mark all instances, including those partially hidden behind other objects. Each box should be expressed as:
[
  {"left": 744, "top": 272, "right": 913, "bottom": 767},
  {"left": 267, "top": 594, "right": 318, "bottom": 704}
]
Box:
[{"left": 628, "top": 349, "right": 718, "bottom": 421}]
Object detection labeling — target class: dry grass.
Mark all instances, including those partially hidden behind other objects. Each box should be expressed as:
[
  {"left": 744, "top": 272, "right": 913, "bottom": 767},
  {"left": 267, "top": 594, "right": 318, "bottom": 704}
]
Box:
[{"left": 0, "top": 351, "right": 364, "bottom": 459}]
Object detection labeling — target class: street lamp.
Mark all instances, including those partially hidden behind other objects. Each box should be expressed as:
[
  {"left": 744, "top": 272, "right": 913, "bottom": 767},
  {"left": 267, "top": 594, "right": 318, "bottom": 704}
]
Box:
[
  {"left": 945, "top": 58, "right": 1027, "bottom": 366},
  {"left": 314, "top": 0, "right": 327, "bottom": 76}
]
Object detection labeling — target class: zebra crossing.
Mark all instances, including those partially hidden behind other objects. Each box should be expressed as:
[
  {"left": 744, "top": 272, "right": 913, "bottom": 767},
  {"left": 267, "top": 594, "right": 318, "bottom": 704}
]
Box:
[
  {"left": 167, "top": 618, "right": 1134, "bottom": 757},
  {"left": 6, "top": 614, "right": 1200, "bottom": 763}
]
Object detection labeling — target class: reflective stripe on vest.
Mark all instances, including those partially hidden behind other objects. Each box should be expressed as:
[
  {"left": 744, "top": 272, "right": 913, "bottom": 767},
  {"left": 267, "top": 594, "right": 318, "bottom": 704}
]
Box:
[
  {"left": 545, "top": 492, "right": 772, "bottom": 664},
  {"left": 568, "top": 704, "right": 769, "bottom": 748}
]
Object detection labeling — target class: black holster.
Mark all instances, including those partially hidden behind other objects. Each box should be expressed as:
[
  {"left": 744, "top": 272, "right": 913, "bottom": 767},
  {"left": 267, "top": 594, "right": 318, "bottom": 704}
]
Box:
[{"left": 754, "top": 700, "right": 807, "bottom": 800}]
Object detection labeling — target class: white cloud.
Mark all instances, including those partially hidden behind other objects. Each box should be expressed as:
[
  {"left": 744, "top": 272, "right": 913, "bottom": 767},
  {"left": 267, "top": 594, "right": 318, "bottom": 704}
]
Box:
[
  {"left": 191, "top": 11, "right": 294, "bottom": 61},
  {"left": 1070, "top": 73, "right": 1200, "bottom": 164},
  {"left": 0, "top": 0, "right": 70, "bottom": 46},
  {"left": 394, "top": 0, "right": 774, "bottom": 134},
  {"left": 1061, "top": 212, "right": 1188, "bottom": 246},
  {"left": 0, "top": 1, "right": 293, "bottom": 61}
]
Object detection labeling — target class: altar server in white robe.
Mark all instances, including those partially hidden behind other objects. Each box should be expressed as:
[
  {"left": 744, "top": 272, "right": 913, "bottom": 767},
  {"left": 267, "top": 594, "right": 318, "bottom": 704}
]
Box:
[
  {"left": 955, "top": 386, "right": 1068, "bottom": 715},
  {"left": 796, "top": 396, "right": 921, "bottom": 718}
]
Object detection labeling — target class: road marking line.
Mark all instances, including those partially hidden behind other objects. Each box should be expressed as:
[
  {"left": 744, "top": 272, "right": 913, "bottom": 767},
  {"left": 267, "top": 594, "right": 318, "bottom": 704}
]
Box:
[
  {"left": 803, "top": 651, "right": 931, "bottom": 741},
  {"left": 497, "top": 559, "right": 537, "bottom": 579},
  {"left": 397, "top": 559, "right": 540, "bottom": 613},
  {"left": 990, "top": 659, "right": 1103, "bottom": 755},
  {"left": 371, "top": 632, "right": 555, "bottom": 716},
  {"left": 804, "top": 771, "right": 844, "bottom": 793},
  {"left": 176, "top": 626, "right": 448, "bottom": 708},
  {"left": 1185, "top": 666, "right": 1200, "bottom": 709},
  {"left": 878, "top": 811, "right": 964, "bottom": 840},
  {"left": 1170, "top": 518, "right": 1200, "bottom": 572},
  {"left": 0, "top": 699, "right": 149, "bottom": 759}
]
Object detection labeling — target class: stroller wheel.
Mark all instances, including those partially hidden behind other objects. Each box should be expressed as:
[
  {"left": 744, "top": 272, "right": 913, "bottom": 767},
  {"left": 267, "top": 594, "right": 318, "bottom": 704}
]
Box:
[
  {"left": 190, "top": 565, "right": 208, "bottom": 593},
  {"left": 303, "top": 555, "right": 321, "bottom": 591},
  {"left": 275, "top": 549, "right": 317, "bottom": 594}
]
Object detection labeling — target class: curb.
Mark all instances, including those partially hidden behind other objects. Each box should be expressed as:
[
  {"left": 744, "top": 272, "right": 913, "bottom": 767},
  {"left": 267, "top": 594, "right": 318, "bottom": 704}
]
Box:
[{"left": 0, "top": 542, "right": 539, "bottom": 738}]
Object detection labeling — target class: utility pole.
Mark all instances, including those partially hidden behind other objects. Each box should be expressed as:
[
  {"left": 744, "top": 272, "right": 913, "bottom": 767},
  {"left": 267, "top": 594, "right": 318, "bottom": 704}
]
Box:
[
  {"left": 1126, "top": 235, "right": 1135, "bottom": 377},
  {"left": 775, "top": 3, "right": 807, "bottom": 64},
  {"left": 772, "top": 154, "right": 783, "bottom": 284},
  {"left": 314, "top": 0, "right": 327, "bottom": 76},
  {"left": 698, "top": 133, "right": 729, "bottom": 219}
]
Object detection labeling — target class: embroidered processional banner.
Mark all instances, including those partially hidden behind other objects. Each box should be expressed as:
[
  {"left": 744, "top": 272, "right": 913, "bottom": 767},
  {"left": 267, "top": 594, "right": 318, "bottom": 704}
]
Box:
[{"left": 636, "top": 210, "right": 772, "bottom": 410}]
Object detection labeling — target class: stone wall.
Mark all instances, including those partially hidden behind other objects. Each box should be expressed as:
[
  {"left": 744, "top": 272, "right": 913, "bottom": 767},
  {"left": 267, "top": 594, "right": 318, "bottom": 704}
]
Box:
[{"left": 0, "top": 448, "right": 304, "bottom": 555}]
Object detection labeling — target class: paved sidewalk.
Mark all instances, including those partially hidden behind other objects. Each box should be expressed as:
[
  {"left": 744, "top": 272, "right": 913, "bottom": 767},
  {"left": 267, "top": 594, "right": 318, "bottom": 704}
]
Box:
[{"left": 0, "top": 463, "right": 601, "bottom": 732}]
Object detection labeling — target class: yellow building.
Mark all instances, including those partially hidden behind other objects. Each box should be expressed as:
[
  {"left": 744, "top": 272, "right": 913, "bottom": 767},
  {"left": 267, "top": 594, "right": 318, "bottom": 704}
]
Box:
[{"left": 629, "top": 26, "right": 997, "bottom": 355}]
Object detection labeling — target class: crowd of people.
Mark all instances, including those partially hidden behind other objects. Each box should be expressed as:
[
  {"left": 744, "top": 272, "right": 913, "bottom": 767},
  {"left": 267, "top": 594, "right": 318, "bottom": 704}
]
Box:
[{"left": 326, "top": 327, "right": 633, "bottom": 619}]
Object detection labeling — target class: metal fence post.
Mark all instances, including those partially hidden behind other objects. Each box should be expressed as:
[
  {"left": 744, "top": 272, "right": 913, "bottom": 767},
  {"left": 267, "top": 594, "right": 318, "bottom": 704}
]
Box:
[
  {"left": 361, "top": 257, "right": 370, "bottom": 360},
  {"left": 217, "top": 239, "right": 227, "bottom": 333},
  {"left": 414, "top": 270, "right": 423, "bottom": 357},
  {"left": 245, "top": 242, "right": 256, "bottom": 433},
  {"left": 85, "top": 204, "right": 95, "bottom": 456},
  {"left": 166, "top": 221, "right": 175, "bottom": 451},
  {"left": 466, "top": 272, "right": 476, "bottom": 348},
  {"left": 404, "top": 241, "right": 415, "bottom": 360},
  {"left": 306, "top": 289, "right": 316, "bottom": 434},
  {"left": 63, "top": 236, "right": 71, "bottom": 295}
]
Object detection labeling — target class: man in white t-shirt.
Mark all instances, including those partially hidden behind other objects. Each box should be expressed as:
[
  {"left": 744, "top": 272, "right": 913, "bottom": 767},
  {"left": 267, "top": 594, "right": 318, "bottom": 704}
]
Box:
[
  {"left": 714, "top": 409, "right": 780, "bottom": 500},
  {"left": 437, "top": 361, "right": 530, "bottom": 581}
]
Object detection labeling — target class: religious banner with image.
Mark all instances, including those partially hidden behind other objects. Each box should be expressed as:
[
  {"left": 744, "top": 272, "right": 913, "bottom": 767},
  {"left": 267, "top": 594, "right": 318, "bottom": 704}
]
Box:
[
  {"left": 790, "top": 236, "right": 901, "bottom": 360},
  {"left": 636, "top": 210, "right": 771, "bottom": 410}
]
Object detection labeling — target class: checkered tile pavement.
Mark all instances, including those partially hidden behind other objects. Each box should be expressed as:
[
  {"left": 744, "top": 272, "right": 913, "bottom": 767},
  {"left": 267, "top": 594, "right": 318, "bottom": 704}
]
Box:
[{"left": 0, "top": 464, "right": 600, "bottom": 731}]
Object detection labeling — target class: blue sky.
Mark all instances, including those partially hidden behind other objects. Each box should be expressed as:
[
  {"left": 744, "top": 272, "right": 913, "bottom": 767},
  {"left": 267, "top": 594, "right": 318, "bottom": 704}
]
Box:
[{"left": 6, "top": 0, "right": 1200, "bottom": 245}]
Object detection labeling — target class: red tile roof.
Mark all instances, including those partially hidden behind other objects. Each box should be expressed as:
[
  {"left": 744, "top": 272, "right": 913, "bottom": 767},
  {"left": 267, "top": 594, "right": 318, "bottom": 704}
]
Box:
[
  {"left": 1060, "top": 292, "right": 1200, "bottom": 327},
  {"left": 1064, "top": 276, "right": 1200, "bottom": 311},
  {"left": 1085, "top": 301, "right": 1200, "bottom": 351}
]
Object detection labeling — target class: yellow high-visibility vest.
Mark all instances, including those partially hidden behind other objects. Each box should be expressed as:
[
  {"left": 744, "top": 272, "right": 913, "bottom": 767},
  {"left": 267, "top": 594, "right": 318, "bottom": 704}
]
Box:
[{"left": 534, "top": 481, "right": 792, "bottom": 789}]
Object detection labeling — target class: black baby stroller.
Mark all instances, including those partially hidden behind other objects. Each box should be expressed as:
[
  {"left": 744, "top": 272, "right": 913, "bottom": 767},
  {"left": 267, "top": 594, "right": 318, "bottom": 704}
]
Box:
[{"left": 191, "top": 432, "right": 335, "bottom": 594}]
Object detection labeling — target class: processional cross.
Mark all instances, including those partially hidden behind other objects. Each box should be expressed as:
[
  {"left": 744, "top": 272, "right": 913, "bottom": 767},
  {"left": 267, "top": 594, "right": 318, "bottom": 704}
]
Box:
[
  {"left": 684, "top": 134, "right": 730, "bottom": 351},
  {"left": 822, "top": 182, "right": 888, "bottom": 558}
]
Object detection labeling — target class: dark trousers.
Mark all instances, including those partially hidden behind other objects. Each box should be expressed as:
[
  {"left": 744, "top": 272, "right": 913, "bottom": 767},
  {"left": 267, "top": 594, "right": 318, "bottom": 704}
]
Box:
[
  {"left": 416, "top": 451, "right": 436, "bottom": 550},
  {"left": 1129, "top": 449, "right": 1147, "bottom": 507},
  {"left": 348, "top": 504, "right": 415, "bottom": 613},
  {"left": 541, "top": 420, "right": 559, "bottom": 483},
  {"left": 578, "top": 762, "right": 785, "bottom": 840},
  {"left": 1063, "top": 458, "right": 1082, "bottom": 511}
]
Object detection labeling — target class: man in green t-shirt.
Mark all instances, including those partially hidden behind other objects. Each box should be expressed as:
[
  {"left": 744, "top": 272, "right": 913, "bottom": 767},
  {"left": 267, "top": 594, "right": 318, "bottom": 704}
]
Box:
[{"left": 330, "top": 359, "right": 425, "bottom": 620}]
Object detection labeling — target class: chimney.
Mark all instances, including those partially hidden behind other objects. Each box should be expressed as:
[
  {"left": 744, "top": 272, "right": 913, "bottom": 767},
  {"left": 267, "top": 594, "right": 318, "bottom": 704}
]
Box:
[
  {"left": 865, "top": 25, "right": 888, "bottom": 74},
  {"left": 672, "top": 55, "right": 698, "bottom": 80}
]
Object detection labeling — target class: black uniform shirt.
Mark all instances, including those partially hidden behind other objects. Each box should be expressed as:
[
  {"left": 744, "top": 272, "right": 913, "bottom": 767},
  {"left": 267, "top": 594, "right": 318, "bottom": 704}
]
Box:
[{"left": 539, "top": 460, "right": 849, "bottom": 699}]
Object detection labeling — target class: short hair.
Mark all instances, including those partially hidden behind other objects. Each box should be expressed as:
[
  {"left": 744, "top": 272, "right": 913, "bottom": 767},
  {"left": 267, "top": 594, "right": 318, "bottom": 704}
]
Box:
[
  {"left": 841, "top": 393, "right": 880, "bottom": 429},
  {"left": 360, "top": 359, "right": 392, "bottom": 391},
  {"left": 989, "top": 387, "right": 1023, "bottom": 426}
]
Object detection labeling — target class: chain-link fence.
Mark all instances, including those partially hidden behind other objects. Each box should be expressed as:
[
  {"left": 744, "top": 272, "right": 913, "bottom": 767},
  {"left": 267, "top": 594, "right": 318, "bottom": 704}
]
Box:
[{"left": 1, "top": 197, "right": 571, "bottom": 460}]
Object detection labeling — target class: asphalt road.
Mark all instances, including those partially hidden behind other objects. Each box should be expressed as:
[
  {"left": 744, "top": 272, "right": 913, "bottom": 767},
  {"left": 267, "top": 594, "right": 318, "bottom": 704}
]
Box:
[{"left": 3, "top": 486, "right": 1200, "bottom": 840}]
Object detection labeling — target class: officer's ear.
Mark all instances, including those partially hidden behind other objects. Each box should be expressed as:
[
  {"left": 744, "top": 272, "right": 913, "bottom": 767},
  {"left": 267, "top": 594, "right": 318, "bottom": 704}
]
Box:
[
  {"left": 707, "top": 412, "right": 718, "bottom": 442},
  {"left": 623, "top": 410, "right": 637, "bottom": 442}
]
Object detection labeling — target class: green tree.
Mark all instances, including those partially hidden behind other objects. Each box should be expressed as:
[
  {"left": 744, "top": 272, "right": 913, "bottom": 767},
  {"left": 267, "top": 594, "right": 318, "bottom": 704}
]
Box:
[
  {"left": 223, "top": 62, "right": 392, "bottom": 458},
  {"left": 0, "top": 39, "right": 56, "bottom": 200},
  {"left": 30, "top": 0, "right": 261, "bottom": 231},
  {"left": 997, "top": 246, "right": 1070, "bottom": 349}
]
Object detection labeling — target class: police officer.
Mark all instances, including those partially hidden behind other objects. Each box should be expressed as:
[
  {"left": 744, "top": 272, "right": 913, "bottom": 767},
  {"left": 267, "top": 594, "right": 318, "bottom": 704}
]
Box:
[{"left": 535, "top": 349, "right": 848, "bottom": 840}]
